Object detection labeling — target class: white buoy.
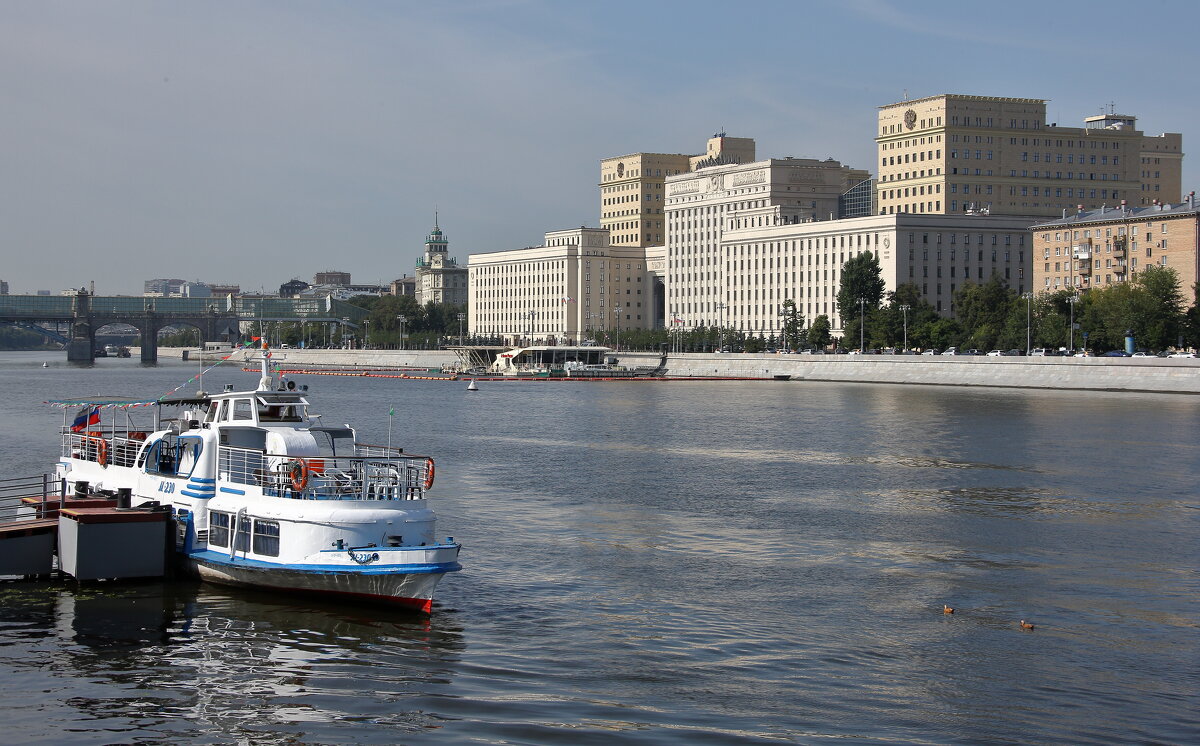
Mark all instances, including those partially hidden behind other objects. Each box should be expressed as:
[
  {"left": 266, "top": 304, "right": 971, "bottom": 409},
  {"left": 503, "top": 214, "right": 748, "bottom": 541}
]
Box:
[
  {"left": 43, "top": 362, "right": 49, "bottom": 368},
  {"left": 466, "top": 379, "right": 478, "bottom": 392}
]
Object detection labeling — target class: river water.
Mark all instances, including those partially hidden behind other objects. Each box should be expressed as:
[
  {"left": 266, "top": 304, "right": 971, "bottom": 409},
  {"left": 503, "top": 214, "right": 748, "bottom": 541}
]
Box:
[{"left": 0, "top": 352, "right": 1196, "bottom": 744}]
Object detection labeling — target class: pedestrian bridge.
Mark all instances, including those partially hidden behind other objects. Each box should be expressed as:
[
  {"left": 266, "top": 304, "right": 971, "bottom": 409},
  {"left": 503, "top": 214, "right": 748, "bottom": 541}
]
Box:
[{"left": 0, "top": 292, "right": 369, "bottom": 362}]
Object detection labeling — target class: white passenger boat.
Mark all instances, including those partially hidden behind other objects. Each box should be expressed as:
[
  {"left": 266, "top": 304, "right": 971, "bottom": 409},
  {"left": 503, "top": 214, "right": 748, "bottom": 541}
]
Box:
[
  {"left": 486, "top": 345, "right": 667, "bottom": 378},
  {"left": 50, "top": 346, "right": 461, "bottom": 613}
]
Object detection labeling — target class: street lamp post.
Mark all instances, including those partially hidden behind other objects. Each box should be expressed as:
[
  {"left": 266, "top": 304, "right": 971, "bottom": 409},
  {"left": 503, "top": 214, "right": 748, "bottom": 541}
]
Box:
[
  {"left": 899, "top": 304, "right": 911, "bottom": 353},
  {"left": 612, "top": 306, "right": 622, "bottom": 352},
  {"left": 858, "top": 297, "right": 866, "bottom": 353},
  {"left": 341, "top": 317, "right": 350, "bottom": 349},
  {"left": 363, "top": 319, "right": 370, "bottom": 349},
  {"left": 1067, "top": 294, "right": 1078, "bottom": 353},
  {"left": 717, "top": 302, "right": 726, "bottom": 352},
  {"left": 525, "top": 310, "right": 534, "bottom": 345},
  {"left": 1022, "top": 292, "right": 1033, "bottom": 355},
  {"left": 457, "top": 312, "right": 465, "bottom": 346},
  {"left": 396, "top": 315, "right": 407, "bottom": 350}
]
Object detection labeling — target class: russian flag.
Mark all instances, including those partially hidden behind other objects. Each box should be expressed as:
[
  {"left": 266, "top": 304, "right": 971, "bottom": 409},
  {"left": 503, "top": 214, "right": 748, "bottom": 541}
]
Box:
[{"left": 70, "top": 406, "right": 100, "bottom": 433}]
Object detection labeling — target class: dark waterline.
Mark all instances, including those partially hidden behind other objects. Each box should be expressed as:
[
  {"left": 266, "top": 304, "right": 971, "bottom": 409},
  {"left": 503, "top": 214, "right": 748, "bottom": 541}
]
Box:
[{"left": 1, "top": 352, "right": 1197, "bottom": 744}]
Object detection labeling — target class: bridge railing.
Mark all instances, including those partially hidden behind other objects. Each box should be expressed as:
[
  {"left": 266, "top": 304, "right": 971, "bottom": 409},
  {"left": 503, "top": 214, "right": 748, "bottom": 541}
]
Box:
[
  {"left": 0, "top": 295, "right": 369, "bottom": 322},
  {"left": 0, "top": 296, "right": 74, "bottom": 317}
]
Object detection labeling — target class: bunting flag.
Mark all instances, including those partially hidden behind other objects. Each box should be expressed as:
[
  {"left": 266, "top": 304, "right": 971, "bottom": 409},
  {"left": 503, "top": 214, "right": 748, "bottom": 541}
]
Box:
[{"left": 389, "top": 407, "right": 395, "bottom": 416}]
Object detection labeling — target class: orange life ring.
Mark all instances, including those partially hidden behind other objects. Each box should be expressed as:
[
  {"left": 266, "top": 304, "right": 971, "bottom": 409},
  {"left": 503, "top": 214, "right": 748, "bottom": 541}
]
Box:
[
  {"left": 289, "top": 459, "right": 309, "bottom": 491},
  {"left": 86, "top": 436, "right": 108, "bottom": 467},
  {"left": 423, "top": 457, "right": 435, "bottom": 490}
]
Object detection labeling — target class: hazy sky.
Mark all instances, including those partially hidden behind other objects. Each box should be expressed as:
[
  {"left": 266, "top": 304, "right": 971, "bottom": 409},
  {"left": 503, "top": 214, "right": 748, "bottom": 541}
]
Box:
[{"left": 3, "top": 0, "right": 1197, "bottom": 295}]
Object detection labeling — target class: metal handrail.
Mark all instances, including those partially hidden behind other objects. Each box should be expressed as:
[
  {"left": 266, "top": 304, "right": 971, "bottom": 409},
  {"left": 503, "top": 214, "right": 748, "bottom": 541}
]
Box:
[
  {"left": 217, "top": 446, "right": 431, "bottom": 501},
  {"left": 0, "top": 474, "right": 65, "bottom": 523}
]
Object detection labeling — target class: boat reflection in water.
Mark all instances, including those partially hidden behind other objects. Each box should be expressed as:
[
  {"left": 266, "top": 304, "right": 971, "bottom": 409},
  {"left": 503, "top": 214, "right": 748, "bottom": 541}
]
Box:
[{"left": 1, "top": 579, "right": 464, "bottom": 743}]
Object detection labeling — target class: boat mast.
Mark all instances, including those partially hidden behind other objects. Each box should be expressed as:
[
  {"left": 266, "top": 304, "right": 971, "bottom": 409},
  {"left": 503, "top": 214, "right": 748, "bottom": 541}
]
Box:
[{"left": 258, "top": 340, "right": 274, "bottom": 391}]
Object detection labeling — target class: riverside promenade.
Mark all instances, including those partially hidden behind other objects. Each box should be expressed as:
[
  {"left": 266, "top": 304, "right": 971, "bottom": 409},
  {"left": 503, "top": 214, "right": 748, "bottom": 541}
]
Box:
[{"left": 154, "top": 347, "right": 1200, "bottom": 395}]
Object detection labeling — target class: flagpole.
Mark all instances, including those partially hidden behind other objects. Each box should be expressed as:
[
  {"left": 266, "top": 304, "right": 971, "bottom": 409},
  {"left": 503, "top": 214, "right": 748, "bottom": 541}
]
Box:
[{"left": 387, "top": 405, "right": 395, "bottom": 452}]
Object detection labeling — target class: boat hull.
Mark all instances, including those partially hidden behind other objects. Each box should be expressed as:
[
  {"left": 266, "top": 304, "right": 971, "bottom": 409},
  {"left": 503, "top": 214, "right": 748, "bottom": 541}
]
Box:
[{"left": 185, "top": 550, "right": 460, "bottom": 613}]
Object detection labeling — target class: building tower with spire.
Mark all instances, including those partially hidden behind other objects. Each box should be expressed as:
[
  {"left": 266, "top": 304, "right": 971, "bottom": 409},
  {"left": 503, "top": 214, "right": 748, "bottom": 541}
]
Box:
[{"left": 414, "top": 214, "right": 468, "bottom": 307}]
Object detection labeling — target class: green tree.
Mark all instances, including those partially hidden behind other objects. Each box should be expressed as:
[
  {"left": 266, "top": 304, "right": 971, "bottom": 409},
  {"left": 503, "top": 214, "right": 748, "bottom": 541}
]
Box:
[
  {"left": 877, "top": 283, "right": 938, "bottom": 350},
  {"left": 837, "top": 251, "right": 886, "bottom": 347},
  {"left": 779, "top": 299, "right": 804, "bottom": 351},
  {"left": 1078, "top": 266, "right": 1185, "bottom": 351},
  {"left": 1184, "top": 283, "right": 1200, "bottom": 349},
  {"left": 807, "top": 315, "right": 832, "bottom": 349},
  {"left": 954, "top": 276, "right": 1015, "bottom": 350}
]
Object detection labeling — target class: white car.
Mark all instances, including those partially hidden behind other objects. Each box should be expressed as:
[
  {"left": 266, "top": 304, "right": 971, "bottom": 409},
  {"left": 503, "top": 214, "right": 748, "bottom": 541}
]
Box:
[
  {"left": 985, "top": 350, "right": 1004, "bottom": 356},
  {"left": 1169, "top": 351, "right": 1196, "bottom": 358},
  {"left": 941, "top": 347, "right": 959, "bottom": 356},
  {"left": 1131, "top": 352, "right": 1155, "bottom": 358}
]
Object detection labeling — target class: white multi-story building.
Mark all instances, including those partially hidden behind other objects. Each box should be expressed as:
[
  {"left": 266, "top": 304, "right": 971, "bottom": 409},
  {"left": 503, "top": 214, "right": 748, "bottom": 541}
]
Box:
[
  {"left": 719, "top": 212, "right": 1034, "bottom": 335},
  {"left": 468, "top": 227, "right": 655, "bottom": 344},
  {"left": 664, "top": 157, "right": 870, "bottom": 330}
]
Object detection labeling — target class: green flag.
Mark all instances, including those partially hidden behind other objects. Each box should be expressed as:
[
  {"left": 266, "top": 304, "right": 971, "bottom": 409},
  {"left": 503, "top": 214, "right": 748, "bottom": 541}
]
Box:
[{"left": 389, "top": 407, "right": 394, "bottom": 416}]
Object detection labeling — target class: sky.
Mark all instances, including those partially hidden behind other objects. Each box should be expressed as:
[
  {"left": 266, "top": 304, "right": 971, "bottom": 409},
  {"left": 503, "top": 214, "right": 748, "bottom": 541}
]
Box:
[{"left": 3, "top": 0, "right": 1198, "bottom": 295}]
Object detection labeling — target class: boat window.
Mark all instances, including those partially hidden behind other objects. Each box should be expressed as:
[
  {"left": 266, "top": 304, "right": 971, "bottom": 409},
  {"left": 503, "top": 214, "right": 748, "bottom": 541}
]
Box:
[
  {"left": 232, "top": 400, "right": 254, "bottom": 421},
  {"left": 258, "top": 404, "right": 302, "bottom": 423},
  {"left": 209, "top": 512, "right": 230, "bottom": 547},
  {"left": 145, "top": 435, "right": 203, "bottom": 478},
  {"left": 252, "top": 520, "right": 280, "bottom": 556},
  {"left": 176, "top": 436, "right": 204, "bottom": 475},
  {"left": 311, "top": 428, "right": 354, "bottom": 457},
  {"left": 233, "top": 516, "right": 251, "bottom": 552},
  {"left": 206, "top": 401, "right": 222, "bottom": 422}
]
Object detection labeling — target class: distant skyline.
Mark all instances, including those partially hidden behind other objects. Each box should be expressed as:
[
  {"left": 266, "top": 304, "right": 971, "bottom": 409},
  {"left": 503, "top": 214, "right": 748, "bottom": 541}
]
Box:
[{"left": 3, "top": 0, "right": 1197, "bottom": 295}]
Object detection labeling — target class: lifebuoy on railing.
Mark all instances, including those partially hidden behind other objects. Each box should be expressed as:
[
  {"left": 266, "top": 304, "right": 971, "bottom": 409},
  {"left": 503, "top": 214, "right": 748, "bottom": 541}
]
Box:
[
  {"left": 423, "top": 457, "right": 435, "bottom": 490},
  {"left": 85, "top": 436, "right": 108, "bottom": 467},
  {"left": 289, "top": 459, "right": 309, "bottom": 492}
]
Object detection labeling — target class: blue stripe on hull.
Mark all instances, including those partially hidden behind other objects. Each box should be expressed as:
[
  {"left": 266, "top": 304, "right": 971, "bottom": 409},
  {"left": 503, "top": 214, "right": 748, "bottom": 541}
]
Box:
[{"left": 186, "top": 549, "right": 462, "bottom": 576}]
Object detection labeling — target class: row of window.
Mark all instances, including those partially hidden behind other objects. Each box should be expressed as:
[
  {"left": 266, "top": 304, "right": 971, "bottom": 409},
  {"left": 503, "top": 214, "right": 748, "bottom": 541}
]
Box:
[{"left": 209, "top": 512, "right": 279, "bottom": 557}]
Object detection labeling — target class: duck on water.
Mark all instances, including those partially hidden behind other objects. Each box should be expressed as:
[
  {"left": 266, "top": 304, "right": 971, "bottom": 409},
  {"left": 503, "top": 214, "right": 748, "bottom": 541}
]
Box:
[{"left": 50, "top": 344, "right": 461, "bottom": 613}]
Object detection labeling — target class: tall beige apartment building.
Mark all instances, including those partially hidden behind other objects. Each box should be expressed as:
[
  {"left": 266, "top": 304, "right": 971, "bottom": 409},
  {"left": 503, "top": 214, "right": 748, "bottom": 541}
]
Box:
[
  {"left": 1031, "top": 195, "right": 1199, "bottom": 295},
  {"left": 600, "top": 134, "right": 756, "bottom": 248},
  {"left": 876, "top": 94, "right": 1183, "bottom": 218}
]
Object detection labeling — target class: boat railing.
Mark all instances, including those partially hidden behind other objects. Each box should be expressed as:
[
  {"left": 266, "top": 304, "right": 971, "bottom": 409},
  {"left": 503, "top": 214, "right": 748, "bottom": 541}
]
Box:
[
  {"left": 0, "top": 474, "right": 64, "bottom": 524},
  {"left": 217, "top": 446, "right": 432, "bottom": 501},
  {"left": 61, "top": 430, "right": 149, "bottom": 469}
]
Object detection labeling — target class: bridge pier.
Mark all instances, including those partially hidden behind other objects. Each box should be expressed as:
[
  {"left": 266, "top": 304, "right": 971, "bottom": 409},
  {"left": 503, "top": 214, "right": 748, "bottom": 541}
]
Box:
[
  {"left": 67, "top": 290, "right": 94, "bottom": 363},
  {"left": 139, "top": 323, "right": 158, "bottom": 363}
]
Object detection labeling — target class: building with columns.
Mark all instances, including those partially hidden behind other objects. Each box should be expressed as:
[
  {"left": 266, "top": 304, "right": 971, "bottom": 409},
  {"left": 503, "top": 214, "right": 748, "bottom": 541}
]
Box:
[
  {"left": 875, "top": 94, "right": 1183, "bottom": 218},
  {"left": 663, "top": 156, "right": 871, "bottom": 331},
  {"left": 468, "top": 227, "right": 657, "bottom": 345},
  {"left": 718, "top": 212, "right": 1034, "bottom": 335},
  {"left": 415, "top": 220, "right": 468, "bottom": 306}
]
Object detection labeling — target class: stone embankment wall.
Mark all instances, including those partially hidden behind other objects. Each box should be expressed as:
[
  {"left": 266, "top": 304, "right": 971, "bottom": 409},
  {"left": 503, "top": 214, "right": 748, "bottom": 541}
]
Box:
[
  {"left": 622, "top": 352, "right": 1200, "bottom": 394},
  {"left": 154, "top": 347, "right": 1200, "bottom": 394}
]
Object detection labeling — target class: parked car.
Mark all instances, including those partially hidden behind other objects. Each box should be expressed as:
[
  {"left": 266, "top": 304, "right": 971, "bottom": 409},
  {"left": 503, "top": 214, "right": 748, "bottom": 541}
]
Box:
[
  {"left": 1169, "top": 351, "right": 1196, "bottom": 358},
  {"left": 941, "top": 347, "right": 959, "bottom": 356},
  {"left": 1006, "top": 349, "right": 1023, "bottom": 356},
  {"left": 921, "top": 349, "right": 940, "bottom": 356},
  {"left": 1131, "top": 351, "right": 1155, "bottom": 358},
  {"left": 1102, "top": 350, "right": 1130, "bottom": 357},
  {"left": 962, "top": 349, "right": 983, "bottom": 356},
  {"left": 1030, "top": 348, "right": 1049, "bottom": 356},
  {"left": 985, "top": 350, "right": 1004, "bottom": 356}
]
